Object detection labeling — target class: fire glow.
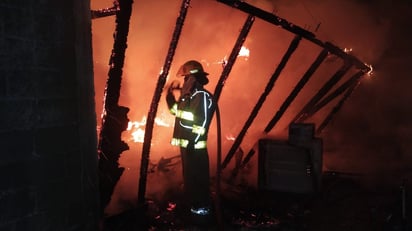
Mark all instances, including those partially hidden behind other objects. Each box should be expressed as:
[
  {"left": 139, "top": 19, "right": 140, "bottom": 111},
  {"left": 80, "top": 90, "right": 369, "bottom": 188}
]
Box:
[
  {"left": 238, "top": 46, "right": 250, "bottom": 59},
  {"left": 127, "top": 116, "right": 171, "bottom": 143},
  {"left": 343, "top": 47, "right": 353, "bottom": 53},
  {"left": 221, "top": 46, "right": 250, "bottom": 65},
  {"left": 366, "top": 63, "right": 373, "bottom": 76}
]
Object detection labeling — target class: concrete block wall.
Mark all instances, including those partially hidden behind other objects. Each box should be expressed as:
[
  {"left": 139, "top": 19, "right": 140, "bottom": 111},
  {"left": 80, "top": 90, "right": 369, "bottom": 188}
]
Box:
[{"left": 0, "top": 1, "right": 100, "bottom": 230}]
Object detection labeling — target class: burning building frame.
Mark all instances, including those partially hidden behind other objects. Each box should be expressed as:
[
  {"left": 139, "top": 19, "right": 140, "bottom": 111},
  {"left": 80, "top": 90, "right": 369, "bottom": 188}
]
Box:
[{"left": 91, "top": 0, "right": 382, "bottom": 229}]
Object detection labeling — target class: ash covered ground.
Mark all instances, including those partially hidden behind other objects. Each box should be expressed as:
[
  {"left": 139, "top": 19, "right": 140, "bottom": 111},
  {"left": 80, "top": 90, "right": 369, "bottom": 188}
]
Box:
[{"left": 102, "top": 171, "right": 411, "bottom": 231}]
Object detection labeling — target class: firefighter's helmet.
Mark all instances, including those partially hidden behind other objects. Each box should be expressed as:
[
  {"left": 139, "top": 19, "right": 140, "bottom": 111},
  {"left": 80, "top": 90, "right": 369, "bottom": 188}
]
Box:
[{"left": 177, "top": 60, "right": 209, "bottom": 77}]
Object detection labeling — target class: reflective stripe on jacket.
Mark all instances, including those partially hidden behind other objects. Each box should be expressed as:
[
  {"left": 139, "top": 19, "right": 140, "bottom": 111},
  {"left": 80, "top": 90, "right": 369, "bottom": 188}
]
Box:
[
  {"left": 171, "top": 138, "right": 207, "bottom": 149},
  {"left": 169, "top": 88, "right": 213, "bottom": 149}
]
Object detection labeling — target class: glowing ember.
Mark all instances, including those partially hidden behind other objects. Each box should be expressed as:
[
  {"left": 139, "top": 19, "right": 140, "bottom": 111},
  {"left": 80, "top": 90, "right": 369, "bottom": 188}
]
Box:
[
  {"left": 127, "top": 116, "right": 170, "bottom": 143},
  {"left": 166, "top": 202, "right": 176, "bottom": 211},
  {"left": 365, "top": 63, "right": 373, "bottom": 76},
  {"left": 344, "top": 47, "right": 353, "bottom": 53},
  {"left": 238, "top": 46, "right": 250, "bottom": 60},
  {"left": 226, "top": 134, "right": 236, "bottom": 141},
  {"left": 131, "top": 128, "right": 145, "bottom": 143},
  {"left": 221, "top": 46, "right": 250, "bottom": 66}
]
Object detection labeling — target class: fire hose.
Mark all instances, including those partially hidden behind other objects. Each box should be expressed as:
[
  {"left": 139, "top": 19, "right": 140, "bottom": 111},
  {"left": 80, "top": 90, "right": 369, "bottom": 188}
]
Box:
[{"left": 214, "top": 100, "right": 223, "bottom": 229}]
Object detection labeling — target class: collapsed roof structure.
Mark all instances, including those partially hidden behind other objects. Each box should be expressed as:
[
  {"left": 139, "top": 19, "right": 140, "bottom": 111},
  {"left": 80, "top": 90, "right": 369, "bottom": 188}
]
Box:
[{"left": 92, "top": 0, "right": 372, "bottom": 221}]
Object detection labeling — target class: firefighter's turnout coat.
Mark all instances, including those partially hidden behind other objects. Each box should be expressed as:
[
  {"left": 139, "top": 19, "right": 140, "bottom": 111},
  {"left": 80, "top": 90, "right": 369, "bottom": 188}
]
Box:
[
  {"left": 166, "top": 75, "right": 214, "bottom": 214},
  {"left": 168, "top": 83, "right": 213, "bottom": 150}
]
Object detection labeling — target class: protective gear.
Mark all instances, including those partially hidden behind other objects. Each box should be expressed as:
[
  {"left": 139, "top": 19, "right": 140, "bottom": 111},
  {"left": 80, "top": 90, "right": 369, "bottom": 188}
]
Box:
[
  {"left": 166, "top": 91, "right": 176, "bottom": 109},
  {"left": 177, "top": 60, "right": 209, "bottom": 77},
  {"left": 169, "top": 80, "right": 181, "bottom": 91},
  {"left": 180, "top": 75, "right": 197, "bottom": 99},
  {"left": 168, "top": 88, "right": 212, "bottom": 147},
  {"left": 190, "top": 206, "right": 211, "bottom": 215},
  {"left": 171, "top": 138, "right": 207, "bottom": 149},
  {"left": 166, "top": 80, "right": 181, "bottom": 109},
  {"left": 167, "top": 61, "right": 214, "bottom": 220},
  {"left": 177, "top": 60, "right": 210, "bottom": 86}
]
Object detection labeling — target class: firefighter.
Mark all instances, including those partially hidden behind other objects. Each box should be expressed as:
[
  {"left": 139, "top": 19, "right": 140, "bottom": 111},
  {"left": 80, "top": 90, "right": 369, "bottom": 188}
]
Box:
[{"left": 166, "top": 60, "right": 214, "bottom": 220}]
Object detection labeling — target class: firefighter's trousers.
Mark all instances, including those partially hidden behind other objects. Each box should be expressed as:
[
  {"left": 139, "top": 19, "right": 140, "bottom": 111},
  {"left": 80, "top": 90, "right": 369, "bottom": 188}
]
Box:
[{"left": 180, "top": 147, "right": 211, "bottom": 209}]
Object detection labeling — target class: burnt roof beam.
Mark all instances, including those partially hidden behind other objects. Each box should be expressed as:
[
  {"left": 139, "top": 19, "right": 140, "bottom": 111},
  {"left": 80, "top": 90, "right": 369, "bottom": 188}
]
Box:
[
  {"left": 221, "top": 35, "right": 302, "bottom": 170},
  {"left": 216, "top": 0, "right": 371, "bottom": 72},
  {"left": 264, "top": 48, "right": 329, "bottom": 133},
  {"left": 292, "top": 61, "right": 353, "bottom": 124}
]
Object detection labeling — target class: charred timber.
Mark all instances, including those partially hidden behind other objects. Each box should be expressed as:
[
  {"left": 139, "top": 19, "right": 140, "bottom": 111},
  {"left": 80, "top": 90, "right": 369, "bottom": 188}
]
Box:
[
  {"left": 264, "top": 48, "right": 329, "bottom": 133},
  {"left": 138, "top": 0, "right": 191, "bottom": 208},
  {"left": 216, "top": 0, "right": 371, "bottom": 72},
  {"left": 217, "top": 0, "right": 314, "bottom": 40},
  {"left": 324, "top": 42, "right": 370, "bottom": 72},
  {"left": 213, "top": 14, "right": 255, "bottom": 102},
  {"left": 97, "top": 0, "right": 133, "bottom": 214},
  {"left": 292, "top": 61, "right": 353, "bottom": 124},
  {"left": 221, "top": 35, "right": 301, "bottom": 170},
  {"left": 305, "top": 70, "right": 366, "bottom": 120},
  {"left": 229, "top": 148, "right": 255, "bottom": 181},
  {"left": 316, "top": 79, "right": 361, "bottom": 134},
  {"left": 91, "top": 5, "right": 119, "bottom": 19},
  {"left": 212, "top": 16, "right": 254, "bottom": 226}
]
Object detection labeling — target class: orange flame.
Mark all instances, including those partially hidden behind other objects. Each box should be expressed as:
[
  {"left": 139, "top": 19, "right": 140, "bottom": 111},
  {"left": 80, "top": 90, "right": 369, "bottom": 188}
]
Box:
[
  {"left": 220, "top": 46, "right": 250, "bottom": 65},
  {"left": 238, "top": 46, "right": 250, "bottom": 59},
  {"left": 344, "top": 47, "right": 353, "bottom": 53},
  {"left": 127, "top": 116, "right": 171, "bottom": 143},
  {"left": 366, "top": 63, "right": 373, "bottom": 77}
]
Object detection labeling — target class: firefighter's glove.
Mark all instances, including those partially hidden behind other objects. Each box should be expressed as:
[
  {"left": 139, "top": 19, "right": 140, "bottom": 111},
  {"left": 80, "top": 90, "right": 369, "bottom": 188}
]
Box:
[{"left": 166, "top": 91, "right": 176, "bottom": 109}]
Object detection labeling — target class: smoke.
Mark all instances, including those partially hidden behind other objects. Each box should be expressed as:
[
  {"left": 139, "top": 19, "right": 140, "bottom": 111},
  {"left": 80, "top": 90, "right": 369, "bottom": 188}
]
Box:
[
  {"left": 91, "top": 0, "right": 411, "bottom": 215},
  {"left": 275, "top": 0, "right": 412, "bottom": 188}
]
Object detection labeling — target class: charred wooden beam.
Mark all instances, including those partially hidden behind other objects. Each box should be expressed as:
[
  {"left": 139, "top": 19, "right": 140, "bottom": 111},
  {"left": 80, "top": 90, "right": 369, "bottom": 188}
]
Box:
[
  {"left": 217, "top": 0, "right": 314, "bottom": 42},
  {"left": 292, "top": 61, "right": 353, "bottom": 124},
  {"left": 212, "top": 17, "right": 254, "bottom": 225},
  {"left": 304, "top": 70, "right": 366, "bottom": 120},
  {"left": 324, "top": 42, "right": 370, "bottom": 72},
  {"left": 221, "top": 35, "right": 301, "bottom": 170},
  {"left": 91, "top": 3, "right": 119, "bottom": 19},
  {"left": 316, "top": 79, "right": 362, "bottom": 134},
  {"left": 229, "top": 148, "right": 256, "bottom": 181},
  {"left": 138, "top": 0, "right": 191, "bottom": 208},
  {"left": 264, "top": 48, "right": 329, "bottom": 133},
  {"left": 213, "top": 14, "right": 255, "bottom": 102},
  {"left": 98, "top": 0, "right": 133, "bottom": 215},
  {"left": 216, "top": 0, "right": 371, "bottom": 72}
]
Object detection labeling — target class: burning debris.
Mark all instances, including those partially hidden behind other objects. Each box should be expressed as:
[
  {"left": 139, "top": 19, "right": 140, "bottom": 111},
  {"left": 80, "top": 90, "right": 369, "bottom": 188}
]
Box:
[
  {"left": 91, "top": 1, "right": 119, "bottom": 19},
  {"left": 126, "top": 116, "right": 171, "bottom": 143},
  {"left": 150, "top": 155, "right": 181, "bottom": 174},
  {"left": 101, "top": 172, "right": 411, "bottom": 230},
  {"left": 97, "top": 0, "right": 133, "bottom": 215},
  {"left": 90, "top": 0, "right": 387, "bottom": 230}
]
